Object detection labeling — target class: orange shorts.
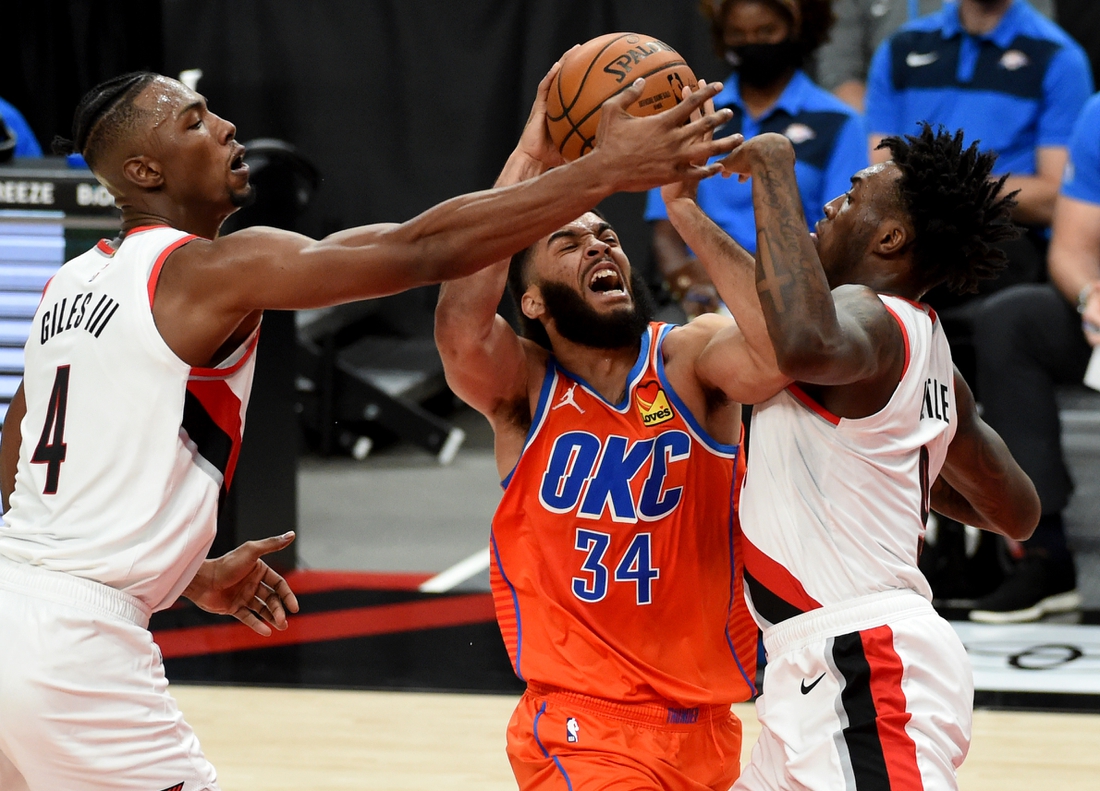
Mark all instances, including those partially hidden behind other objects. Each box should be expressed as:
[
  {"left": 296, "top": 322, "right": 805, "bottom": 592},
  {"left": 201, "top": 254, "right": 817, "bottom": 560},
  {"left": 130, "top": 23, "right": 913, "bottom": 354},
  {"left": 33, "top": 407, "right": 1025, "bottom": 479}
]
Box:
[{"left": 506, "top": 683, "right": 742, "bottom": 791}]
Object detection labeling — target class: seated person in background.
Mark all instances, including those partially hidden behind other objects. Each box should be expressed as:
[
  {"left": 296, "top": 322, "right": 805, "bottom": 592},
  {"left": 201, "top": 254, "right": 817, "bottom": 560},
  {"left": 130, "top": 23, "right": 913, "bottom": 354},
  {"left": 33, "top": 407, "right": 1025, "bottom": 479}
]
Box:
[
  {"left": 0, "top": 96, "right": 43, "bottom": 159},
  {"left": 967, "top": 91, "right": 1100, "bottom": 623},
  {"left": 866, "top": 0, "right": 1091, "bottom": 297},
  {"left": 817, "top": 0, "right": 1052, "bottom": 112},
  {"left": 865, "top": 0, "right": 1091, "bottom": 605},
  {"left": 645, "top": 0, "right": 866, "bottom": 319}
]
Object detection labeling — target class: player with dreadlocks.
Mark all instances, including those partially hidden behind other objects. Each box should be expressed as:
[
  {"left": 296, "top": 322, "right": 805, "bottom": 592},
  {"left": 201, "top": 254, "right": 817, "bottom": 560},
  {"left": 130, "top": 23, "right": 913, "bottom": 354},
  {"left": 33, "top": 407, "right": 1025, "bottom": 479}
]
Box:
[
  {"left": 659, "top": 123, "right": 1040, "bottom": 790},
  {"left": 0, "top": 67, "right": 737, "bottom": 791}
]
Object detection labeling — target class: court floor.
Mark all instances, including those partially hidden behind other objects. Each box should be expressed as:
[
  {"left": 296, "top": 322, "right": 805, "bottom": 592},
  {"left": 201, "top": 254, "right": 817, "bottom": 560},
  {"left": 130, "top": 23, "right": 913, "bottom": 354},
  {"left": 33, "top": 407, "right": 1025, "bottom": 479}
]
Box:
[{"left": 174, "top": 684, "right": 1100, "bottom": 790}]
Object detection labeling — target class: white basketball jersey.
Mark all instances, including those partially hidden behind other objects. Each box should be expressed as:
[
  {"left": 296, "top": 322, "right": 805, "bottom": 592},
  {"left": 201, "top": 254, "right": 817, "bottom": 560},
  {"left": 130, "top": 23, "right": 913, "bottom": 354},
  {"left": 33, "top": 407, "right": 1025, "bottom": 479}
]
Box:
[
  {"left": 739, "top": 295, "right": 956, "bottom": 629},
  {"left": 0, "top": 225, "right": 257, "bottom": 612}
]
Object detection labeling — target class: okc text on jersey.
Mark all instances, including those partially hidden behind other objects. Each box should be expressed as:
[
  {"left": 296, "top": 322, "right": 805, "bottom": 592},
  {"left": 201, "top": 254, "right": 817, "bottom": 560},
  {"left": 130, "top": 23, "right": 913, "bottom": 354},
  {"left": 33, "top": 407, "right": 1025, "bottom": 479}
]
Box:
[{"left": 538, "top": 429, "right": 690, "bottom": 522}]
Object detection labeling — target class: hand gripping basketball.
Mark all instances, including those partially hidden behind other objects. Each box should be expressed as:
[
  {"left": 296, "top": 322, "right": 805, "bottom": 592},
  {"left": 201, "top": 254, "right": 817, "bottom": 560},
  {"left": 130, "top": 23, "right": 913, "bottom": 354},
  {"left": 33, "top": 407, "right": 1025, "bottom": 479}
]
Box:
[{"left": 591, "top": 80, "right": 736, "bottom": 192}]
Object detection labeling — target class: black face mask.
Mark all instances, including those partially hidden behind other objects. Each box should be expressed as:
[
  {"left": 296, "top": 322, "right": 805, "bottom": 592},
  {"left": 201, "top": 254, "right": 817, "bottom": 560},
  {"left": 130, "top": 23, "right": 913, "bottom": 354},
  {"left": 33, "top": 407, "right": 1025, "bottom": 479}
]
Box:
[{"left": 725, "top": 40, "right": 801, "bottom": 89}]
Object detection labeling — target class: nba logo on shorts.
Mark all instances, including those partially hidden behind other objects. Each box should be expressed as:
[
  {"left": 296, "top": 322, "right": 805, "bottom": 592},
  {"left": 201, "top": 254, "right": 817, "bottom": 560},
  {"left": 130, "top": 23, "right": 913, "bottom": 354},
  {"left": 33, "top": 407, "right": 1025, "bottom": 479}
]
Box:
[{"left": 566, "top": 717, "right": 580, "bottom": 743}]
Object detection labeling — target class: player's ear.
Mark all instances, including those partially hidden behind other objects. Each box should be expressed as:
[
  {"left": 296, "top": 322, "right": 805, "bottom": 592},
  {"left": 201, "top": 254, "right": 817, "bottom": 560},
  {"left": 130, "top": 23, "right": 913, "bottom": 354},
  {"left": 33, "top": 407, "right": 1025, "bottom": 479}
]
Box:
[
  {"left": 875, "top": 219, "right": 909, "bottom": 257},
  {"left": 521, "top": 286, "right": 545, "bottom": 321},
  {"left": 122, "top": 155, "right": 165, "bottom": 190}
]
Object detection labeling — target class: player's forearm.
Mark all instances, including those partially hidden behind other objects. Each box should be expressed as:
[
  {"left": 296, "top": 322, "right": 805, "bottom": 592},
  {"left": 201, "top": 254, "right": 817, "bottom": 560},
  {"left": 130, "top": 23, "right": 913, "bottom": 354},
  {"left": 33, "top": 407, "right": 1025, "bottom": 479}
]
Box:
[
  {"left": 1001, "top": 173, "right": 1059, "bottom": 226},
  {"left": 651, "top": 220, "right": 694, "bottom": 282},
  {"left": 664, "top": 198, "right": 774, "bottom": 361},
  {"left": 744, "top": 138, "right": 845, "bottom": 375},
  {"left": 382, "top": 154, "right": 613, "bottom": 284}
]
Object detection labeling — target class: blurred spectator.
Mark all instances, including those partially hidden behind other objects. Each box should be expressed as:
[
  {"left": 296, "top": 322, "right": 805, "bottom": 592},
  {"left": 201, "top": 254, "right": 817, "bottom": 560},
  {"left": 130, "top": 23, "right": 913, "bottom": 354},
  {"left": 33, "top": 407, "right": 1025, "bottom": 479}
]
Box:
[
  {"left": 965, "top": 93, "right": 1100, "bottom": 622},
  {"left": 818, "top": 0, "right": 1053, "bottom": 112},
  {"left": 0, "top": 96, "right": 43, "bottom": 158},
  {"left": 644, "top": 0, "right": 866, "bottom": 319},
  {"left": 867, "top": 1, "right": 1089, "bottom": 233},
  {"left": 867, "top": 0, "right": 1091, "bottom": 384}
]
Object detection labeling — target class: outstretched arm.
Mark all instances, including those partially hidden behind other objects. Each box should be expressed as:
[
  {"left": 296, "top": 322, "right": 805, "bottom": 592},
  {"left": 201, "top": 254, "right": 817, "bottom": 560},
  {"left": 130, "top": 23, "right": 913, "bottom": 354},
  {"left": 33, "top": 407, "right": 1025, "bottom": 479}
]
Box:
[
  {"left": 158, "top": 80, "right": 738, "bottom": 366},
  {"left": 931, "top": 369, "right": 1040, "bottom": 540},
  {"left": 435, "top": 65, "right": 563, "bottom": 431},
  {"left": 721, "top": 134, "right": 903, "bottom": 387}
]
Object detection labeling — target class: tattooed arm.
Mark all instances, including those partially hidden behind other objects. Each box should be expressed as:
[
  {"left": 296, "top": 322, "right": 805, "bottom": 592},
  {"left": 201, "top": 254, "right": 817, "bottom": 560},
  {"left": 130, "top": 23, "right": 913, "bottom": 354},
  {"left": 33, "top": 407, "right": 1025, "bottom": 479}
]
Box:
[
  {"left": 932, "top": 369, "right": 1039, "bottom": 540},
  {"left": 720, "top": 134, "right": 903, "bottom": 391}
]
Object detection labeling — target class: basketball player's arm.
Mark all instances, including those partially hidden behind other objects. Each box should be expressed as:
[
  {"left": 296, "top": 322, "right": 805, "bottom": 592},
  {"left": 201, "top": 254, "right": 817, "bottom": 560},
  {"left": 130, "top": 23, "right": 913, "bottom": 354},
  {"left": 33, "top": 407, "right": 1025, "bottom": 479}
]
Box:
[
  {"left": 662, "top": 183, "right": 790, "bottom": 403},
  {"left": 930, "top": 368, "right": 1040, "bottom": 540},
  {"left": 157, "top": 83, "right": 738, "bottom": 364},
  {"left": 723, "top": 134, "right": 904, "bottom": 386},
  {"left": 435, "top": 142, "right": 545, "bottom": 424},
  {"left": 0, "top": 381, "right": 25, "bottom": 512}
]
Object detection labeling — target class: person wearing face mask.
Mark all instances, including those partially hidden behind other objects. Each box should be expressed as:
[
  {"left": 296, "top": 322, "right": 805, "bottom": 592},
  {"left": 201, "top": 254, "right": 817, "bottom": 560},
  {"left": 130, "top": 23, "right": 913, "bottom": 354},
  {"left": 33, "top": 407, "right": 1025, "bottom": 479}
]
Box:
[{"left": 644, "top": 0, "right": 867, "bottom": 320}]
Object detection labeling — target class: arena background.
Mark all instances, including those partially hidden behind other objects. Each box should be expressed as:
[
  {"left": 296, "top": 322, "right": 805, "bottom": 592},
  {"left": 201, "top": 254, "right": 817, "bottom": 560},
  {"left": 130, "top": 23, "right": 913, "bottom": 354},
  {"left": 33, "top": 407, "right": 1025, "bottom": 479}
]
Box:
[{"left": 3, "top": 2, "right": 1100, "bottom": 788}]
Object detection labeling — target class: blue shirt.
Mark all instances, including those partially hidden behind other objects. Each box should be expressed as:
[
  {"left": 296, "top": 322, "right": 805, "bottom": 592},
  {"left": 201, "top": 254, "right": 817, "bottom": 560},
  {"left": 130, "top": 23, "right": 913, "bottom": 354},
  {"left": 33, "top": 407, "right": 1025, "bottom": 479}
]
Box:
[
  {"left": 866, "top": 0, "right": 1092, "bottom": 178},
  {"left": 644, "top": 70, "right": 867, "bottom": 254},
  {"left": 1061, "top": 92, "right": 1100, "bottom": 205},
  {"left": 0, "top": 97, "right": 42, "bottom": 158}
]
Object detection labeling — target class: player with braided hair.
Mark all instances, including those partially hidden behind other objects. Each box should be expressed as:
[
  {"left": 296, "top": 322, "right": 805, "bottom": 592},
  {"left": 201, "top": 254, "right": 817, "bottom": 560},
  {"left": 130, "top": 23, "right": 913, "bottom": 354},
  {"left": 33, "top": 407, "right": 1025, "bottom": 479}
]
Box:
[
  {"left": 660, "top": 123, "right": 1039, "bottom": 789},
  {"left": 0, "top": 65, "right": 738, "bottom": 791}
]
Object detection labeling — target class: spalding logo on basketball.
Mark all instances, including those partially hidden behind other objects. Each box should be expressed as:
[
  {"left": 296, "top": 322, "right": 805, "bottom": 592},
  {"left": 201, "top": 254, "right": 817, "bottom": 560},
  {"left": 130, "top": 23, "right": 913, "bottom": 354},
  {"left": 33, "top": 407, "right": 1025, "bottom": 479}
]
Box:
[{"left": 546, "top": 33, "right": 698, "bottom": 161}]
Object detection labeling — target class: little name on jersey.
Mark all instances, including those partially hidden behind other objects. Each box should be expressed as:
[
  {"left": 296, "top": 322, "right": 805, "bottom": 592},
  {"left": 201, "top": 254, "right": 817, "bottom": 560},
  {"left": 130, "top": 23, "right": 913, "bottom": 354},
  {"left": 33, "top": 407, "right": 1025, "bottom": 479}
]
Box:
[
  {"left": 921, "top": 377, "right": 951, "bottom": 423},
  {"left": 539, "top": 429, "right": 690, "bottom": 522},
  {"left": 40, "top": 291, "right": 121, "bottom": 345}
]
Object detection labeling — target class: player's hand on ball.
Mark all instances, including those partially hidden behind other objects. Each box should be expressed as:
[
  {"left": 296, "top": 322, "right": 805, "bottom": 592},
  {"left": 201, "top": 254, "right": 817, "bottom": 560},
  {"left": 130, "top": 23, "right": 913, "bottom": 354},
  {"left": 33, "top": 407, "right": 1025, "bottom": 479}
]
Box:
[
  {"left": 517, "top": 56, "right": 572, "bottom": 171},
  {"left": 183, "top": 531, "right": 300, "bottom": 636},
  {"left": 661, "top": 82, "right": 743, "bottom": 206},
  {"left": 593, "top": 79, "right": 736, "bottom": 191}
]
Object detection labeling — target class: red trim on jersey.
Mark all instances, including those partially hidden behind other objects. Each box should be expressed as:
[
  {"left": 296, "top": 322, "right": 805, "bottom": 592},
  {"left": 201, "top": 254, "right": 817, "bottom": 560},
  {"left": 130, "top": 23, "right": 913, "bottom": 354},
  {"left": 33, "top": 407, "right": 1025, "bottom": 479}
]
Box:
[
  {"left": 887, "top": 295, "right": 937, "bottom": 324},
  {"left": 742, "top": 536, "right": 822, "bottom": 613},
  {"left": 95, "top": 239, "right": 115, "bottom": 256},
  {"left": 153, "top": 593, "right": 496, "bottom": 659},
  {"left": 786, "top": 384, "right": 841, "bottom": 426},
  {"left": 189, "top": 330, "right": 260, "bottom": 379},
  {"left": 859, "top": 625, "right": 924, "bottom": 790},
  {"left": 147, "top": 234, "right": 198, "bottom": 307},
  {"left": 35, "top": 276, "right": 55, "bottom": 311},
  {"left": 882, "top": 305, "right": 911, "bottom": 379},
  {"left": 186, "top": 379, "right": 244, "bottom": 486},
  {"left": 125, "top": 223, "right": 171, "bottom": 236}
]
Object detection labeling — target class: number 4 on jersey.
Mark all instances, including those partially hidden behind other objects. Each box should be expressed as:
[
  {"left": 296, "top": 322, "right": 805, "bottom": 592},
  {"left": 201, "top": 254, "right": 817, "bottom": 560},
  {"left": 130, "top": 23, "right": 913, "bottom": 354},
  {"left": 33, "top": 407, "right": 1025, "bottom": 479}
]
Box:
[
  {"left": 31, "top": 365, "right": 70, "bottom": 494},
  {"left": 572, "top": 528, "right": 660, "bottom": 605}
]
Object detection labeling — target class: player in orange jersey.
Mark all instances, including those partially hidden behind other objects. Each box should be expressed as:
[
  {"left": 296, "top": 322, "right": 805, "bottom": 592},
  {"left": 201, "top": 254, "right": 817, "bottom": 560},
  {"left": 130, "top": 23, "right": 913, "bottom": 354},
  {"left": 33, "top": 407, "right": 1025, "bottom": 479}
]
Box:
[{"left": 435, "top": 75, "right": 785, "bottom": 790}]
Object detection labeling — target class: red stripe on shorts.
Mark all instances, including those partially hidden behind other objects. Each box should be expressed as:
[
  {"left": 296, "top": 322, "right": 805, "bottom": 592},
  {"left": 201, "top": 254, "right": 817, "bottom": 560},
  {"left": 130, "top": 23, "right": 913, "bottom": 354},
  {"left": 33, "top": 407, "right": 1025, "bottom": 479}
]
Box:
[{"left": 859, "top": 625, "right": 924, "bottom": 791}]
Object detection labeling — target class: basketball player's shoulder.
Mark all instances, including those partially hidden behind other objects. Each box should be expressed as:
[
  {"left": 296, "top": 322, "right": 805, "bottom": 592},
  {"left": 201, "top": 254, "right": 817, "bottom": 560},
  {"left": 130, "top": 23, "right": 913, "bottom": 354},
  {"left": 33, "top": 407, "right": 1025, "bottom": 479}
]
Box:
[{"left": 662, "top": 313, "right": 732, "bottom": 359}]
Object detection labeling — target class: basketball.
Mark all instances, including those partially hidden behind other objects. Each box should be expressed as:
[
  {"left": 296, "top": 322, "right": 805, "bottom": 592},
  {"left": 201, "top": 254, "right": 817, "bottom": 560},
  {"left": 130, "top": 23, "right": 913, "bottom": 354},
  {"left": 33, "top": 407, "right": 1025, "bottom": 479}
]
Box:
[{"left": 546, "top": 32, "right": 698, "bottom": 161}]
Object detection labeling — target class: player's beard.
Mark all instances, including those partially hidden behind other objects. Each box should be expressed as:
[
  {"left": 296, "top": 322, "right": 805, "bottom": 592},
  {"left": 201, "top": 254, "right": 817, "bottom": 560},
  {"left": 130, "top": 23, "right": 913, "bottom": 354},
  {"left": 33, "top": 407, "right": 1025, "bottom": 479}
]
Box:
[{"left": 538, "top": 271, "right": 654, "bottom": 350}]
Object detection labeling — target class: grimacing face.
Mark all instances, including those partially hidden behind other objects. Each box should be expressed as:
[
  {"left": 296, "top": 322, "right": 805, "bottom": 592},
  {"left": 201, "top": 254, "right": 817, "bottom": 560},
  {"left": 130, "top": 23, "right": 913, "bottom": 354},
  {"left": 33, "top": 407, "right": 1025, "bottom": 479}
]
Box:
[{"left": 524, "top": 212, "right": 635, "bottom": 318}]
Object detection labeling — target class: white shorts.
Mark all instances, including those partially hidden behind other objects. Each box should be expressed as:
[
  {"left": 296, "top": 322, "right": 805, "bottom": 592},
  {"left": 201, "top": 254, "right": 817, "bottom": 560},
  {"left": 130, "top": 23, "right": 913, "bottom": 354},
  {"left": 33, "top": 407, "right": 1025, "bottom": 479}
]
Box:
[
  {"left": 0, "top": 555, "right": 219, "bottom": 791},
  {"left": 735, "top": 589, "right": 973, "bottom": 791}
]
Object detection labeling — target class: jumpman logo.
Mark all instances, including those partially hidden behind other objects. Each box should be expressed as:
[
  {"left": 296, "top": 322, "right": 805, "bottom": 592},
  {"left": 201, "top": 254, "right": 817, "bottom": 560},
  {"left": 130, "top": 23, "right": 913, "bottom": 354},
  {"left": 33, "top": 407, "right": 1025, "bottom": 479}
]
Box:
[{"left": 553, "top": 383, "right": 585, "bottom": 414}]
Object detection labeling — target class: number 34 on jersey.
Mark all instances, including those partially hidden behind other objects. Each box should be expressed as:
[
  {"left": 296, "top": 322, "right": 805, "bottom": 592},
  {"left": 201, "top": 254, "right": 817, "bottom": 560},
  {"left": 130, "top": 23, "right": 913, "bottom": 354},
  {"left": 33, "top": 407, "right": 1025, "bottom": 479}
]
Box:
[{"left": 537, "top": 429, "right": 692, "bottom": 607}]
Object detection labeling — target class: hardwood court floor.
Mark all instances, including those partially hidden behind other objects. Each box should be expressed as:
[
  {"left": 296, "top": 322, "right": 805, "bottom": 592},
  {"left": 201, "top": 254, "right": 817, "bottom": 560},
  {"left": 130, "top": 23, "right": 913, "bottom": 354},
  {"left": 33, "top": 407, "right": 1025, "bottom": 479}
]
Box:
[{"left": 173, "top": 685, "right": 1100, "bottom": 790}]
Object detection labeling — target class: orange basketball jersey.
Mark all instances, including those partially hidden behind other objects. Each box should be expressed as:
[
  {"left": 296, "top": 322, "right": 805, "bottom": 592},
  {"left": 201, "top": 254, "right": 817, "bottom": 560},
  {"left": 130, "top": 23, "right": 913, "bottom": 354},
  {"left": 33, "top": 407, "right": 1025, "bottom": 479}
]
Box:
[{"left": 490, "top": 323, "right": 757, "bottom": 707}]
